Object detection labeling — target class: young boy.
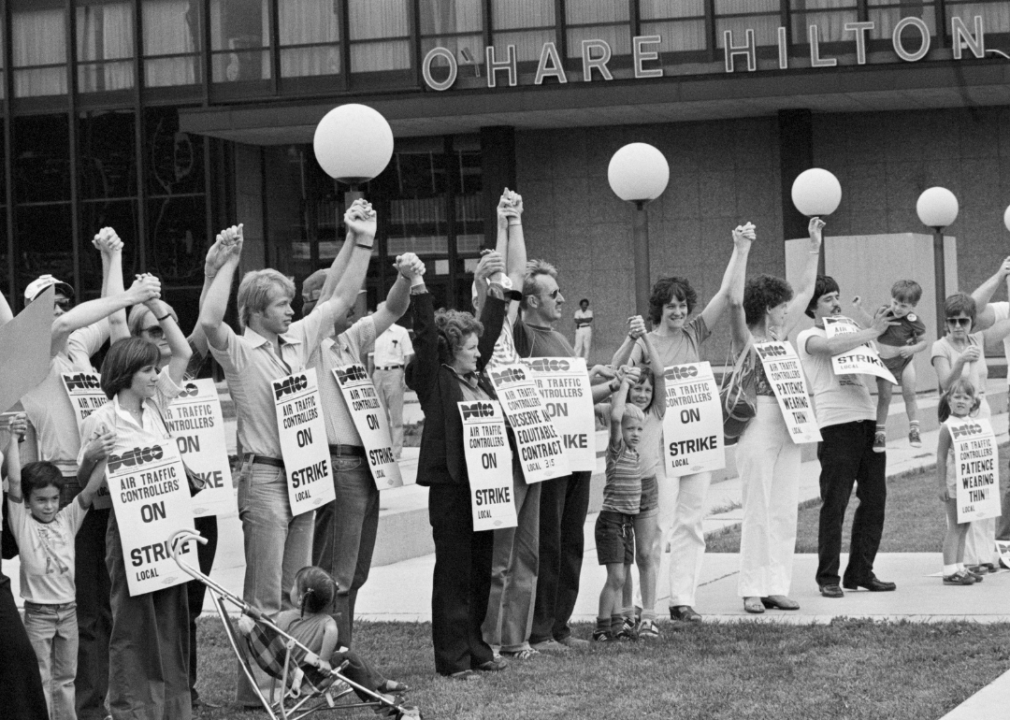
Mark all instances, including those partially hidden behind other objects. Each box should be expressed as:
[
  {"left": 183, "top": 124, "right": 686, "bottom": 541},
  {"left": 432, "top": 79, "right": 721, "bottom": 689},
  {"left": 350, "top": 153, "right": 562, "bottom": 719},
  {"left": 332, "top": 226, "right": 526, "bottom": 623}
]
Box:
[
  {"left": 594, "top": 367, "right": 645, "bottom": 642},
  {"left": 5, "top": 422, "right": 111, "bottom": 720},
  {"left": 872, "top": 280, "right": 928, "bottom": 451}
]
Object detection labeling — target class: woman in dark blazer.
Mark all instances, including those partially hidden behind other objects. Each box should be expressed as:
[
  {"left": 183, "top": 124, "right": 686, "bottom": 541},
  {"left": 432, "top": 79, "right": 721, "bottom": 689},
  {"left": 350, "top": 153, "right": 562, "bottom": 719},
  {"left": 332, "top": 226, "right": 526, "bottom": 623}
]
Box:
[{"left": 406, "top": 281, "right": 506, "bottom": 680}]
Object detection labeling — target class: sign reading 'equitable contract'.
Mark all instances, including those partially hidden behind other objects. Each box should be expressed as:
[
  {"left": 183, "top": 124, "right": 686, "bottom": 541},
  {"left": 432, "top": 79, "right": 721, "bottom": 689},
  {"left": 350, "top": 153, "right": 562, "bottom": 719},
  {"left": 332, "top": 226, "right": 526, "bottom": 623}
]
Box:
[
  {"left": 948, "top": 417, "right": 1002, "bottom": 524},
  {"left": 457, "top": 400, "right": 517, "bottom": 531},
  {"left": 488, "top": 364, "right": 569, "bottom": 484},
  {"left": 823, "top": 316, "right": 897, "bottom": 384},
  {"left": 521, "top": 357, "right": 596, "bottom": 472},
  {"left": 662, "top": 362, "right": 725, "bottom": 477},
  {"left": 332, "top": 363, "right": 403, "bottom": 490},
  {"left": 272, "top": 367, "right": 334, "bottom": 516}
]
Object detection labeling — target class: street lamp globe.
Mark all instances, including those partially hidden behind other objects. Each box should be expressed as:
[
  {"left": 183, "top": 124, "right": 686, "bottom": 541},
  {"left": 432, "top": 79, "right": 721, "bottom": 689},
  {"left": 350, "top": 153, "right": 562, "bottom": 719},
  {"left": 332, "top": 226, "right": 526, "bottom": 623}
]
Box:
[
  {"left": 608, "top": 143, "right": 669, "bottom": 204},
  {"left": 1002, "top": 203, "right": 1010, "bottom": 233},
  {"left": 313, "top": 104, "right": 394, "bottom": 184},
  {"left": 916, "top": 187, "right": 958, "bottom": 230},
  {"left": 791, "top": 168, "right": 842, "bottom": 216}
]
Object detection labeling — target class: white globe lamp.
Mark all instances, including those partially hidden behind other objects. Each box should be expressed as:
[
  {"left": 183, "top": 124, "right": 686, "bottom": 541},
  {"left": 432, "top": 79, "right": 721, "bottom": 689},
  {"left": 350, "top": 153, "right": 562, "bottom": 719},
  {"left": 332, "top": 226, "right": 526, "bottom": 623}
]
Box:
[
  {"left": 313, "top": 104, "right": 394, "bottom": 185},
  {"left": 1004, "top": 204, "right": 1010, "bottom": 233},
  {"left": 608, "top": 143, "right": 669, "bottom": 205},
  {"left": 791, "top": 168, "right": 842, "bottom": 216},
  {"left": 916, "top": 187, "right": 958, "bottom": 230}
]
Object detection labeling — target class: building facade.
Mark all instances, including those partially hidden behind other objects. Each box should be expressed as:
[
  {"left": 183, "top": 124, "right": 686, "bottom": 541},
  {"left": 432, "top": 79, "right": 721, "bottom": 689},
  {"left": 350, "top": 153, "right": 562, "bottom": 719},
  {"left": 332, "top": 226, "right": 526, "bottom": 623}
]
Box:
[{"left": 3, "top": 0, "right": 1010, "bottom": 361}]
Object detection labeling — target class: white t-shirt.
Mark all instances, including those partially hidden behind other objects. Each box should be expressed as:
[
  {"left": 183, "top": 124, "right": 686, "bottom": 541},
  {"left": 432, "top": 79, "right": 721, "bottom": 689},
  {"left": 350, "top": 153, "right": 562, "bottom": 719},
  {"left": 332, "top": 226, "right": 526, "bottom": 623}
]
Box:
[
  {"left": 8, "top": 495, "right": 88, "bottom": 604},
  {"left": 371, "top": 324, "right": 413, "bottom": 368},
  {"left": 797, "top": 326, "right": 875, "bottom": 428},
  {"left": 992, "top": 302, "right": 1010, "bottom": 389}
]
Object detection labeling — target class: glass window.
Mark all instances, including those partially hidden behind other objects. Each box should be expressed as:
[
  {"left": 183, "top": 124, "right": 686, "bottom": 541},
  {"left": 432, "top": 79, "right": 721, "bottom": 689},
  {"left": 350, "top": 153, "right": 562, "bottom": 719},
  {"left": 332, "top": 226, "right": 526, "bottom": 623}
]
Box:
[
  {"left": 143, "top": 0, "right": 202, "bottom": 87},
  {"left": 146, "top": 109, "right": 206, "bottom": 198},
  {"left": 565, "top": 0, "right": 631, "bottom": 58},
  {"left": 868, "top": 0, "right": 935, "bottom": 40},
  {"left": 12, "top": 2, "right": 68, "bottom": 97},
  {"left": 419, "top": 0, "right": 484, "bottom": 80},
  {"left": 14, "top": 114, "right": 71, "bottom": 204},
  {"left": 491, "top": 0, "right": 555, "bottom": 63},
  {"left": 77, "top": 1, "right": 135, "bottom": 92},
  {"left": 280, "top": 0, "right": 342, "bottom": 78},
  {"left": 80, "top": 199, "right": 140, "bottom": 291},
  {"left": 348, "top": 0, "right": 412, "bottom": 73},
  {"left": 80, "top": 111, "right": 137, "bottom": 200},
  {"left": 15, "top": 204, "right": 74, "bottom": 299},
  {"left": 790, "top": 0, "right": 858, "bottom": 43},
  {"left": 640, "top": 0, "right": 707, "bottom": 53},
  {"left": 715, "top": 0, "right": 780, "bottom": 49},
  {"left": 210, "top": 0, "right": 272, "bottom": 83},
  {"left": 946, "top": 1, "right": 1010, "bottom": 34},
  {"left": 147, "top": 195, "right": 206, "bottom": 284}
]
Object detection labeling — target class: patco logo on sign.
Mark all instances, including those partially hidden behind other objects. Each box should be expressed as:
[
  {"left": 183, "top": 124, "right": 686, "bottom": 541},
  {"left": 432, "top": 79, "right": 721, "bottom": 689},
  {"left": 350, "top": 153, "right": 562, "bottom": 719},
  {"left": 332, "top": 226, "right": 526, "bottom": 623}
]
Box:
[
  {"left": 665, "top": 365, "right": 698, "bottom": 381},
  {"left": 526, "top": 358, "right": 570, "bottom": 373},
  {"left": 64, "top": 373, "right": 101, "bottom": 391},
  {"left": 335, "top": 366, "right": 368, "bottom": 384},
  {"left": 274, "top": 374, "right": 308, "bottom": 400},
  {"left": 461, "top": 402, "right": 495, "bottom": 420},
  {"left": 756, "top": 344, "right": 787, "bottom": 358},
  {"left": 491, "top": 367, "right": 526, "bottom": 384},
  {"left": 952, "top": 423, "right": 985, "bottom": 439},
  {"left": 108, "top": 445, "right": 164, "bottom": 472},
  {"left": 180, "top": 382, "right": 200, "bottom": 398}
]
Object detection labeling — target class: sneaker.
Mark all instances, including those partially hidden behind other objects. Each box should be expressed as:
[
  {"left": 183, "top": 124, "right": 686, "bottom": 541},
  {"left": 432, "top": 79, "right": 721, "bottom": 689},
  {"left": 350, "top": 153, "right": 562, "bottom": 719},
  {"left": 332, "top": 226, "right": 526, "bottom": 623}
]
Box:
[
  {"left": 620, "top": 617, "right": 636, "bottom": 635},
  {"left": 500, "top": 647, "right": 539, "bottom": 660},
  {"left": 965, "top": 567, "right": 985, "bottom": 583},
  {"left": 942, "top": 570, "right": 976, "bottom": 586},
  {"left": 592, "top": 629, "right": 614, "bottom": 642},
  {"left": 873, "top": 431, "right": 887, "bottom": 453},
  {"left": 557, "top": 635, "right": 590, "bottom": 649},
  {"left": 615, "top": 623, "right": 638, "bottom": 641},
  {"left": 636, "top": 619, "right": 661, "bottom": 639},
  {"left": 908, "top": 427, "right": 921, "bottom": 448},
  {"left": 530, "top": 639, "right": 569, "bottom": 653}
]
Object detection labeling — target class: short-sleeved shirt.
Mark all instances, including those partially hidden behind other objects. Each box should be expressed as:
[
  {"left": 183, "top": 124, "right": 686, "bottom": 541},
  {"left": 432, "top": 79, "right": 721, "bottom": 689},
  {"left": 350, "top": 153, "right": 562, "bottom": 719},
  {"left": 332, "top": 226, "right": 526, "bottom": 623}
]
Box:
[
  {"left": 630, "top": 316, "right": 710, "bottom": 367},
  {"left": 797, "top": 326, "right": 874, "bottom": 428},
  {"left": 209, "top": 307, "right": 334, "bottom": 458},
  {"left": 513, "top": 318, "right": 575, "bottom": 360},
  {"left": 877, "top": 310, "right": 926, "bottom": 348},
  {"left": 992, "top": 302, "right": 1010, "bottom": 389},
  {"left": 8, "top": 496, "right": 88, "bottom": 604},
  {"left": 371, "top": 323, "right": 413, "bottom": 368},
  {"left": 274, "top": 609, "right": 333, "bottom": 654},
  {"left": 603, "top": 435, "right": 642, "bottom": 515},
  {"left": 22, "top": 322, "right": 109, "bottom": 475},
  {"left": 931, "top": 333, "right": 990, "bottom": 417},
  {"left": 574, "top": 309, "right": 593, "bottom": 328},
  {"left": 309, "top": 316, "right": 376, "bottom": 447},
  {"left": 637, "top": 404, "right": 665, "bottom": 481}
]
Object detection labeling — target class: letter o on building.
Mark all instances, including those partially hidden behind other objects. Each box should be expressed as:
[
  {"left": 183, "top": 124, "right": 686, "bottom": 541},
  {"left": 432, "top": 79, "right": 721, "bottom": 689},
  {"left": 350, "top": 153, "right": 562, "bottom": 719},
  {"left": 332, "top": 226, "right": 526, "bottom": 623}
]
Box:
[
  {"left": 422, "top": 47, "right": 458, "bottom": 91},
  {"left": 892, "top": 16, "right": 930, "bottom": 62}
]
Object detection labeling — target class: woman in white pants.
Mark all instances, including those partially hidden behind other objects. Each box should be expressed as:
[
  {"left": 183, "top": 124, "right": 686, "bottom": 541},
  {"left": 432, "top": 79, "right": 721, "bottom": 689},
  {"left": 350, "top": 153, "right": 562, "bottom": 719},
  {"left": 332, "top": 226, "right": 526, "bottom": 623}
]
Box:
[{"left": 729, "top": 218, "right": 822, "bottom": 614}]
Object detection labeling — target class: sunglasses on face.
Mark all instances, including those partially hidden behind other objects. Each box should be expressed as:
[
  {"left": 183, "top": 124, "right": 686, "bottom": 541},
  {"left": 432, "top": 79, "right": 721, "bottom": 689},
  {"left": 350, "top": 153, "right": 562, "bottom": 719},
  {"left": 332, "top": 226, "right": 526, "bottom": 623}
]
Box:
[
  {"left": 142, "top": 325, "right": 165, "bottom": 339},
  {"left": 946, "top": 317, "right": 971, "bottom": 327},
  {"left": 546, "top": 289, "right": 561, "bottom": 300}
]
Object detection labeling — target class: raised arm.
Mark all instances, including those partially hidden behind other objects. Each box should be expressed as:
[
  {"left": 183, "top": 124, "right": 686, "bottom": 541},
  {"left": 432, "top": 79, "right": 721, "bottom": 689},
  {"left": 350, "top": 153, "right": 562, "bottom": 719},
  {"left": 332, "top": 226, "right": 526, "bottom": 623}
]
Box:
[
  {"left": 94, "top": 227, "right": 129, "bottom": 343},
  {"left": 804, "top": 308, "right": 894, "bottom": 357},
  {"left": 936, "top": 424, "right": 952, "bottom": 501},
  {"left": 504, "top": 190, "right": 526, "bottom": 310},
  {"left": 726, "top": 224, "right": 754, "bottom": 351},
  {"left": 371, "top": 254, "right": 424, "bottom": 336},
  {"left": 189, "top": 233, "right": 235, "bottom": 358},
  {"left": 471, "top": 251, "right": 506, "bottom": 316},
  {"left": 199, "top": 226, "right": 243, "bottom": 352},
  {"left": 51, "top": 275, "right": 161, "bottom": 357},
  {"left": 982, "top": 315, "right": 1010, "bottom": 344},
  {"left": 699, "top": 222, "right": 754, "bottom": 330},
  {"left": 639, "top": 330, "right": 666, "bottom": 416},
  {"left": 783, "top": 217, "right": 824, "bottom": 336},
  {"left": 144, "top": 291, "right": 192, "bottom": 385},
  {"left": 404, "top": 287, "right": 437, "bottom": 404},
  {"left": 609, "top": 367, "right": 639, "bottom": 443},
  {"left": 970, "top": 256, "right": 1010, "bottom": 330},
  {"left": 3, "top": 415, "right": 26, "bottom": 501}
]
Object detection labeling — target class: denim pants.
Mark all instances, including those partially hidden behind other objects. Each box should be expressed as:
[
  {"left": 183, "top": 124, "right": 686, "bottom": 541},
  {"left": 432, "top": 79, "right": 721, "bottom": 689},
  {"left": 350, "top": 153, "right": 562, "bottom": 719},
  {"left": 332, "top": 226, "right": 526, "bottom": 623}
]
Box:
[
  {"left": 236, "top": 464, "right": 314, "bottom": 705},
  {"left": 312, "top": 454, "right": 380, "bottom": 647},
  {"left": 483, "top": 456, "right": 541, "bottom": 652},
  {"left": 0, "top": 570, "right": 48, "bottom": 719},
  {"left": 25, "top": 600, "right": 79, "bottom": 720},
  {"left": 815, "top": 420, "right": 887, "bottom": 587},
  {"left": 530, "top": 471, "right": 591, "bottom": 644}
]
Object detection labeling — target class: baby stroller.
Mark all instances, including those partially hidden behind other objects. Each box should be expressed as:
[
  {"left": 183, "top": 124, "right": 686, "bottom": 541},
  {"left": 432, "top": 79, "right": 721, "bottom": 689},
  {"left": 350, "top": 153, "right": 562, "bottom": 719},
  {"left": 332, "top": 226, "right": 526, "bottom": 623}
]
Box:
[{"left": 170, "top": 530, "right": 421, "bottom": 720}]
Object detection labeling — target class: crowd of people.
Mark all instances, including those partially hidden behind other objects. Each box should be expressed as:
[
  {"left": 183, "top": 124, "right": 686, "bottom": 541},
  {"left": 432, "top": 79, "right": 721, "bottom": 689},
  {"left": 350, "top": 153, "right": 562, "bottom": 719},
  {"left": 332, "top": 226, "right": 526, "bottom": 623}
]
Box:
[{"left": 1, "top": 187, "right": 1009, "bottom": 718}]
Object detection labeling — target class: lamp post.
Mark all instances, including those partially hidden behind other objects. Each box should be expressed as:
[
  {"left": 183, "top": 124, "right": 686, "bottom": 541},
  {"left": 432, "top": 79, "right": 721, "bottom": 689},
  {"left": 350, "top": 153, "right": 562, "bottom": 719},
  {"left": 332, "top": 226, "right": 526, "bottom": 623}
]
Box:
[
  {"left": 790, "top": 168, "right": 842, "bottom": 275},
  {"left": 916, "top": 187, "right": 959, "bottom": 339},
  {"left": 608, "top": 143, "right": 669, "bottom": 319}
]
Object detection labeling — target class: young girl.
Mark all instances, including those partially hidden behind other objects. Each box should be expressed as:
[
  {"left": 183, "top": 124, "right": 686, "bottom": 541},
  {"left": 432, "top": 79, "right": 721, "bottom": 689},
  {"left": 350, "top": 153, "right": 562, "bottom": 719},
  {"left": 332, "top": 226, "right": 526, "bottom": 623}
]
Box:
[
  {"left": 935, "top": 378, "right": 984, "bottom": 586},
  {"left": 255, "top": 566, "right": 408, "bottom": 707}
]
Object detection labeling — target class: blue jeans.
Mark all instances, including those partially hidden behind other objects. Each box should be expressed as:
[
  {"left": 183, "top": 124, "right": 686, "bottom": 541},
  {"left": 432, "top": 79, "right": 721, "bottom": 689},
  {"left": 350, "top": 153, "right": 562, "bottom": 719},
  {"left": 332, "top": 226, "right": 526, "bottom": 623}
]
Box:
[
  {"left": 24, "top": 601, "right": 78, "bottom": 720},
  {"left": 312, "top": 454, "right": 380, "bottom": 647},
  {"left": 236, "top": 463, "right": 314, "bottom": 706}
]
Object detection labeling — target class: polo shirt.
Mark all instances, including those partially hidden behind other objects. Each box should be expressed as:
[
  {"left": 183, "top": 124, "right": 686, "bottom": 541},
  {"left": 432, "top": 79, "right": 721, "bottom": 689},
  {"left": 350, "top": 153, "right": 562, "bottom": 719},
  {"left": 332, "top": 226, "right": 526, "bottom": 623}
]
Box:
[{"left": 308, "top": 315, "right": 376, "bottom": 447}]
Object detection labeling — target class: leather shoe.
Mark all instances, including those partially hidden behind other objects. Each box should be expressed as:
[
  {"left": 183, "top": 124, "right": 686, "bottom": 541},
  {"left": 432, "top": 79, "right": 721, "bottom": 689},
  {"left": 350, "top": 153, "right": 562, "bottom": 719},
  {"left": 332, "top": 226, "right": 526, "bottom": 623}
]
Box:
[
  {"left": 842, "top": 576, "right": 896, "bottom": 592},
  {"left": 819, "top": 583, "right": 844, "bottom": 598},
  {"left": 761, "top": 595, "right": 800, "bottom": 610}
]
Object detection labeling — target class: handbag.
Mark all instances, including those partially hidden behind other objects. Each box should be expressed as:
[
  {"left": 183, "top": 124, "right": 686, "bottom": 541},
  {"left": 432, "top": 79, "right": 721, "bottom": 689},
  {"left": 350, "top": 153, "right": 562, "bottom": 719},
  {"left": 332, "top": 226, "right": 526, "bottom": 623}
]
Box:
[{"left": 720, "top": 337, "right": 756, "bottom": 443}]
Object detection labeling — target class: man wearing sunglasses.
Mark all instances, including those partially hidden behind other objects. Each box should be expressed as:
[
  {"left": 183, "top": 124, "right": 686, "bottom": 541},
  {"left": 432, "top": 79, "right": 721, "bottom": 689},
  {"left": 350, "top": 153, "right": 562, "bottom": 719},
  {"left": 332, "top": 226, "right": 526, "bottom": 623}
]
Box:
[
  {"left": 19, "top": 236, "right": 161, "bottom": 720},
  {"left": 798, "top": 276, "right": 898, "bottom": 600}
]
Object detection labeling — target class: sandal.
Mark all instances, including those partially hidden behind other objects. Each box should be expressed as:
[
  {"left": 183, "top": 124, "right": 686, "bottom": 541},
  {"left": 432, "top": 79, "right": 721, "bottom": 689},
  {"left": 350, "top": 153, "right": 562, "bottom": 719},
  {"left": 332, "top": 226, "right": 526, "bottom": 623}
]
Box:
[
  {"left": 743, "top": 597, "right": 765, "bottom": 614},
  {"left": 761, "top": 595, "right": 800, "bottom": 610},
  {"left": 377, "top": 680, "right": 411, "bottom": 693}
]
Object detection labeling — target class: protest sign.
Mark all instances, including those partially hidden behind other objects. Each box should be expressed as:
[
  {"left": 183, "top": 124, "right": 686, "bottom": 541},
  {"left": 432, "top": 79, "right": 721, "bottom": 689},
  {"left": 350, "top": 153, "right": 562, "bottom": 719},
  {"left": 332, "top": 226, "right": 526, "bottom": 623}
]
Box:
[
  {"left": 662, "top": 362, "right": 725, "bottom": 477},
  {"left": 0, "top": 286, "right": 53, "bottom": 415},
  {"left": 753, "top": 342, "right": 821, "bottom": 444},
  {"left": 272, "top": 367, "right": 334, "bottom": 515},
  {"left": 61, "top": 372, "right": 108, "bottom": 430},
  {"left": 487, "top": 363, "right": 569, "bottom": 483},
  {"left": 106, "top": 440, "right": 195, "bottom": 596},
  {"left": 948, "top": 417, "right": 1001, "bottom": 523},
  {"left": 457, "top": 400, "right": 517, "bottom": 531},
  {"left": 521, "top": 357, "right": 596, "bottom": 472},
  {"left": 823, "top": 316, "right": 896, "bottom": 384},
  {"left": 159, "top": 379, "right": 233, "bottom": 517},
  {"left": 331, "top": 363, "right": 403, "bottom": 490}
]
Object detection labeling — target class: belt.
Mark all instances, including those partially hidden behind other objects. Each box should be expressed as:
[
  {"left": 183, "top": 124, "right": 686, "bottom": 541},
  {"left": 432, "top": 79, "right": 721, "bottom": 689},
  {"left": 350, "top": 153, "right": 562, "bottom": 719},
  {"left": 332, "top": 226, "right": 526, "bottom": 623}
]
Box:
[
  {"left": 329, "top": 444, "right": 366, "bottom": 457},
  {"left": 375, "top": 365, "right": 403, "bottom": 371},
  {"left": 250, "top": 455, "right": 285, "bottom": 470}
]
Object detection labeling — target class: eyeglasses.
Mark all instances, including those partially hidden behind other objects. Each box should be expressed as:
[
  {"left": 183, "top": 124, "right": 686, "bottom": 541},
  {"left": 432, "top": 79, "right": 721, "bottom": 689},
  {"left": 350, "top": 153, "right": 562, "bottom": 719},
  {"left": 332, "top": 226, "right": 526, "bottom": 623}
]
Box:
[
  {"left": 946, "top": 317, "right": 971, "bottom": 327},
  {"left": 547, "top": 289, "right": 561, "bottom": 300},
  {"left": 141, "top": 325, "right": 165, "bottom": 339},
  {"left": 54, "top": 298, "right": 72, "bottom": 311}
]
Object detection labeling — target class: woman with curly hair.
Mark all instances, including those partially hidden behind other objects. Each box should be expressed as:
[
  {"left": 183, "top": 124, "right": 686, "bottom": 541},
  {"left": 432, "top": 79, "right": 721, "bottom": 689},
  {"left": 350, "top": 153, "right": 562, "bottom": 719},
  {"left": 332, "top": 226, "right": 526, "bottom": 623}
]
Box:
[
  {"left": 728, "top": 218, "right": 823, "bottom": 614},
  {"left": 405, "top": 273, "right": 508, "bottom": 680}
]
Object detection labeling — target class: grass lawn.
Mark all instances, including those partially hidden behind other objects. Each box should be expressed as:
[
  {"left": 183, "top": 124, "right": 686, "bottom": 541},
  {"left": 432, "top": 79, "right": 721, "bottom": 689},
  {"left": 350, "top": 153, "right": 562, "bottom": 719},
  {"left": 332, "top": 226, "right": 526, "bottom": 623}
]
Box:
[
  {"left": 191, "top": 618, "right": 1010, "bottom": 720},
  {"left": 707, "top": 444, "right": 1009, "bottom": 554}
]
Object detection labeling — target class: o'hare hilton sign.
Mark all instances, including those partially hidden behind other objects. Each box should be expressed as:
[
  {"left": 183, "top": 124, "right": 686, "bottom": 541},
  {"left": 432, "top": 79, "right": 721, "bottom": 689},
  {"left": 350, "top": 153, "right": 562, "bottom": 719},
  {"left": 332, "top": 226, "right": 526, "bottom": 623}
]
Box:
[{"left": 422, "top": 16, "right": 990, "bottom": 91}]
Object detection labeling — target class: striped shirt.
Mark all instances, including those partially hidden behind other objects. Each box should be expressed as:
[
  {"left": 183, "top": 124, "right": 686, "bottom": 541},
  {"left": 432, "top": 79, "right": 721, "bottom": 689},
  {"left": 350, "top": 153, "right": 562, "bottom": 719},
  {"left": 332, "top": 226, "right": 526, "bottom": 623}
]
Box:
[{"left": 603, "top": 436, "right": 642, "bottom": 515}]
